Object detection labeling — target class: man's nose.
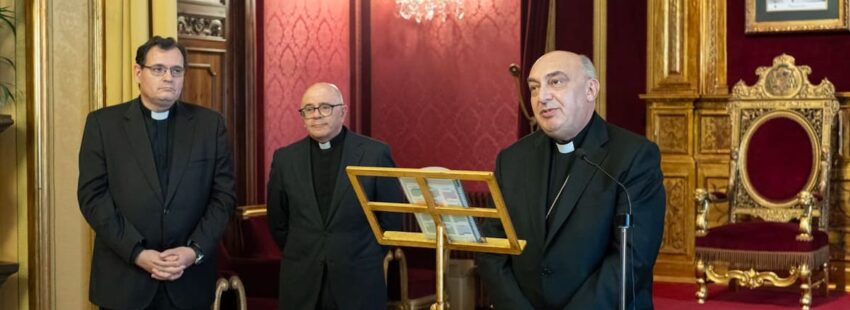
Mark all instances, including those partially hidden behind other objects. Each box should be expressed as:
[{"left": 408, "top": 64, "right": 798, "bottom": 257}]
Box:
[
  {"left": 307, "top": 110, "right": 324, "bottom": 119},
  {"left": 537, "top": 86, "right": 552, "bottom": 102}
]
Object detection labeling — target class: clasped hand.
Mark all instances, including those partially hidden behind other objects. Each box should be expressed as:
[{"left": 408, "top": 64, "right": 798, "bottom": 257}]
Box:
[{"left": 135, "top": 247, "right": 196, "bottom": 281}]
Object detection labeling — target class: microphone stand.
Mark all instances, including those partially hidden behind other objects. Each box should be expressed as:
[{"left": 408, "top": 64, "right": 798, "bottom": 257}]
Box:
[
  {"left": 617, "top": 213, "right": 630, "bottom": 310},
  {"left": 576, "top": 150, "right": 632, "bottom": 310}
]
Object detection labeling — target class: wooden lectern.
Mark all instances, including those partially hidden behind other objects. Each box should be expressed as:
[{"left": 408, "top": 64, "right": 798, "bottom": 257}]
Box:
[{"left": 346, "top": 166, "right": 526, "bottom": 310}]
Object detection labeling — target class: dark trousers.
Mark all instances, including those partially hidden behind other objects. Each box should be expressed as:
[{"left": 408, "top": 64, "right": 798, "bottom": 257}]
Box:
[
  {"left": 100, "top": 284, "right": 206, "bottom": 310},
  {"left": 317, "top": 264, "right": 338, "bottom": 310}
]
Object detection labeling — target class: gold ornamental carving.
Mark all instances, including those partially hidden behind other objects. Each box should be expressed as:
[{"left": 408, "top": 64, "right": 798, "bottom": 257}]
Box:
[
  {"left": 656, "top": 115, "right": 689, "bottom": 154},
  {"left": 832, "top": 182, "right": 850, "bottom": 228},
  {"left": 699, "top": 0, "right": 727, "bottom": 95},
  {"left": 661, "top": 178, "right": 688, "bottom": 255},
  {"left": 667, "top": 0, "right": 682, "bottom": 74},
  {"left": 732, "top": 55, "right": 836, "bottom": 100},
  {"left": 705, "top": 265, "right": 802, "bottom": 288},
  {"left": 699, "top": 115, "right": 730, "bottom": 153}
]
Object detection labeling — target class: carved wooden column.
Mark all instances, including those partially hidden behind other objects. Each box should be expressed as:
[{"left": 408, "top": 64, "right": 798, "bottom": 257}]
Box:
[
  {"left": 642, "top": 0, "right": 728, "bottom": 281},
  {"left": 834, "top": 93, "right": 850, "bottom": 291}
]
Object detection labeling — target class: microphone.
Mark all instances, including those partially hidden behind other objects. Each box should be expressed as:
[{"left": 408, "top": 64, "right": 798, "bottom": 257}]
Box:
[
  {"left": 574, "top": 149, "right": 632, "bottom": 226},
  {"left": 574, "top": 149, "right": 633, "bottom": 310}
]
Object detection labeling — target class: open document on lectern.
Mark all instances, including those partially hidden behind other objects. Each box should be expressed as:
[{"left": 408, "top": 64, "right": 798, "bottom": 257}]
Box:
[{"left": 398, "top": 167, "right": 484, "bottom": 243}]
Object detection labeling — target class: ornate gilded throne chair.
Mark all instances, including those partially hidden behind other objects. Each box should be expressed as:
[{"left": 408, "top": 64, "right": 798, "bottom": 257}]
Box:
[{"left": 693, "top": 54, "right": 837, "bottom": 310}]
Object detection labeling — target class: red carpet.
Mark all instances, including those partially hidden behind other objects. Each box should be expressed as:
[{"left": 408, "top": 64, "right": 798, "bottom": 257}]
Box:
[{"left": 653, "top": 282, "right": 850, "bottom": 309}]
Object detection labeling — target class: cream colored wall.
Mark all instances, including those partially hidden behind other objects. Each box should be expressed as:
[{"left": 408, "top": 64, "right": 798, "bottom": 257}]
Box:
[{"left": 48, "top": 0, "right": 95, "bottom": 308}]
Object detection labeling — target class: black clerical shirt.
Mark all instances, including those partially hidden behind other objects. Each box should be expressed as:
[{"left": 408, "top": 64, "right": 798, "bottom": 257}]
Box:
[
  {"left": 140, "top": 103, "right": 176, "bottom": 199},
  {"left": 545, "top": 117, "right": 593, "bottom": 229},
  {"left": 310, "top": 127, "right": 347, "bottom": 222}
]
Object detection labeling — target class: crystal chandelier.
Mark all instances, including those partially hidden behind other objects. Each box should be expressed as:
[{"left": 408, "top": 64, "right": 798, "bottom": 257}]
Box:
[{"left": 396, "top": 0, "right": 465, "bottom": 23}]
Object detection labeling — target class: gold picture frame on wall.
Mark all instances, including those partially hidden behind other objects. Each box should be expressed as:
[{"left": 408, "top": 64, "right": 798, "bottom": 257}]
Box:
[{"left": 746, "top": 0, "right": 850, "bottom": 33}]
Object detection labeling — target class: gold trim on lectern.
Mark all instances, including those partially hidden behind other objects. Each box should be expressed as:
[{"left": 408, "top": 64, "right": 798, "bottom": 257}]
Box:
[{"left": 346, "top": 166, "right": 526, "bottom": 310}]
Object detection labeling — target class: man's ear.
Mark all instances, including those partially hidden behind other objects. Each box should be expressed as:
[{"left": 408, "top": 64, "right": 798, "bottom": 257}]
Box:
[
  {"left": 585, "top": 78, "right": 600, "bottom": 102},
  {"left": 132, "top": 64, "right": 143, "bottom": 85}
]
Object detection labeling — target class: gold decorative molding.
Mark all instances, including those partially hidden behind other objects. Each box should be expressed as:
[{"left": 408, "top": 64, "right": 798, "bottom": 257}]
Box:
[
  {"left": 90, "top": 0, "right": 104, "bottom": 112},
  {"left": 706, "top": 265, "right": 802, "bottom": 288},
  {"left": 646, "top": 0, "right": 699, "bottom": 94},
  {"left": 745, "top": 0, "right": 850, "bottom": 33},
  {"left": 699, "top": 0, "right": 727, "bottom": 95},
  {"left": 661, "top": 177, "right": 688, "bottom": 255},
  {"left": 734, "top": 208, "right": 808, "bottom": 222},
  {"left": 732, "top": 54, "right": 836, "bottom": 99},
  {"left": 667, "top": 0, "right": 681, "bottom": 75},
  {"left": 545, "top": 0, "right": 556, "bottom": 53},
  {"left": 835, "top": 182, "right": 850, "bottom": 232},
  {"left": 698, "top": 114, "right": 730, "bottom": 154},
  {"left": 655, "top": 114, "right": 690, "bottom": 154},
  {"left": 738, "top": 111, "right": 820, "bottom": 208},
  {"left": 593, "top": 0, "right": 606, "bottom": 118},
  {"left": 696, "top": 259, "right": 708, "bottom": 303},
  {"left": 29, "top": 0, "right": 54, "bottom": 307}
]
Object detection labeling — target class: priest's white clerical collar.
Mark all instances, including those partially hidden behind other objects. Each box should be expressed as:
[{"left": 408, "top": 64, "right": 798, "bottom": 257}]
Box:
[
  {"left": 318, "top": 141, "right": 331, "bottom": 150},
  {"left": 556, "top": 141, "right": 575, "bottom": 154},
  {"left": 151, "top": 110, "right": 170, "bottom": 121}
]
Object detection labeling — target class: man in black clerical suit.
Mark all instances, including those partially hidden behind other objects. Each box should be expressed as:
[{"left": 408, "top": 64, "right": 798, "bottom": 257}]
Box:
[
  {"left": 267, "top": 82, "right": 403, "bottom": 310},
  {"left": 477, "top": 51, "right": 666, "bottom": 309},
  {"left": 78, "top": 36, "right": 235, "bottom": 310}
]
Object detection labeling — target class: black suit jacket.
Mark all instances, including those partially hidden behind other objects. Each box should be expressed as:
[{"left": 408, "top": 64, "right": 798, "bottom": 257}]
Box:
[
  {"left": 477, "top": 114, "right": 666, "bottom": 309},
  {"left": 77, "top": 98, "right": 236, "bottom": 309},
  {"left": 267, "top": 131, "right": 403, "bottom": 310}
]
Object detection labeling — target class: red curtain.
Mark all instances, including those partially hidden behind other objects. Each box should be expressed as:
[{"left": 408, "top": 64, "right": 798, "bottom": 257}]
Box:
[{"left": 518, "top": 0, "right": 552, "bottom": 137}]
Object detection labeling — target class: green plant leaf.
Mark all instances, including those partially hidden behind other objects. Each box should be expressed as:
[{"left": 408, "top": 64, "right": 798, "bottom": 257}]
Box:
[
  {"left": 0, "top": 6, "right": 14, "bottom": 106},
  {"left": 0, "top": 7, "right": 14, "bottom": 35},
  {"left": 0, "top": 84, "right": 13, "bottom": 104}
]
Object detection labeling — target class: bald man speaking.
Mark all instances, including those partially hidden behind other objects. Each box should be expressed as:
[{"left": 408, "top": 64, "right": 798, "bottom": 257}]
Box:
[
  {"left": 477, "top": 51, "right": 666, "bottom": 309},
  {"left": 267, "top": 82, "right": 404, "bottom": 309}
]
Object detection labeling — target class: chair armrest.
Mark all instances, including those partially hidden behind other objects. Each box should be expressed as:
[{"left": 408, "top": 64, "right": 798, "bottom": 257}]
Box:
[
  {"left": 238, "top": 204, "right": 267, "bottom": 219},
  {"left": 695, "top": 189, "right": 727, "bottom": 237},
  {"left": 213, "top": 275, "right": 247, "bottom": 310},
  {"left": 796, "top": 191, "right": 815, "bottom": 241},
  {"left": 392, "top": 248, "right": 411, "bottom": 305}
]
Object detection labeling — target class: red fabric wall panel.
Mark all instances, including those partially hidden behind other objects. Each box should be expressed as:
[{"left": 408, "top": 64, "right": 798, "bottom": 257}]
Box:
[
  {"left": 263, "top": 0, "right": 351, "bottom": 183},
  {"left": 369, "top": 1, "right": 521, "bottom": 171},
  {"left": 727, "top": 0, "right": 850, "bottom": 89}
]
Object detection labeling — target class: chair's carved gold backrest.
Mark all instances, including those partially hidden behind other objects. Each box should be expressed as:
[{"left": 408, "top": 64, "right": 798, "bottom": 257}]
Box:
[{"left": 727, "top": 54, "right": 838, "bottom": 230}]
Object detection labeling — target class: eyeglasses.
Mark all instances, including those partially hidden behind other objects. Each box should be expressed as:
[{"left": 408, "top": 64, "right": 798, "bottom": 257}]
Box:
[
  {"left": 299, "top": 103, "right": 343, "bottom": 118},
  {"left": 142, "top": 64, "right": 186, "bottom": 77}
]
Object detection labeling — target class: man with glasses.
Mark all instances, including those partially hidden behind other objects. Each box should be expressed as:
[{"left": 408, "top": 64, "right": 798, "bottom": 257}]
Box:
[
  {"left": 78, "top": 36, "right": 235, "bottom": 310},
  {"left": 267, "top": 82, "right": 403, "bottom": 309}
]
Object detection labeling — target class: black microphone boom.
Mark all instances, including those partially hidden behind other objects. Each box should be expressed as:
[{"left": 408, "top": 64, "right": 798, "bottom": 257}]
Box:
[
  {"left": 574, "top": 149, "right": 633, "bottom": 310},
  {"left": 575, "top": 149, "right": 632, "bottom": 221}
]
